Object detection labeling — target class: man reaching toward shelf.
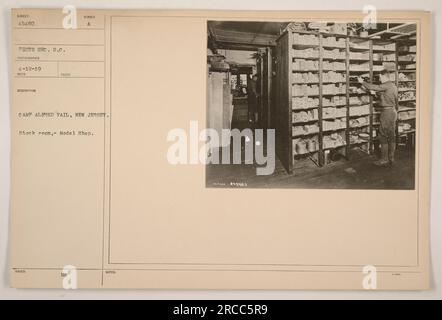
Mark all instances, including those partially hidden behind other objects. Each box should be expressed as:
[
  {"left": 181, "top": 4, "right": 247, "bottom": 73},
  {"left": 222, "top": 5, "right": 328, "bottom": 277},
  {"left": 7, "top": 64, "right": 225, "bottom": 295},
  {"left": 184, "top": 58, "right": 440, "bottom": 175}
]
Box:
[
  {"left": 358, "top": 70, "right": 398, "bottom": 167},
  {"left": 247, "top": 74, "right": 259, "bottom": 129}
]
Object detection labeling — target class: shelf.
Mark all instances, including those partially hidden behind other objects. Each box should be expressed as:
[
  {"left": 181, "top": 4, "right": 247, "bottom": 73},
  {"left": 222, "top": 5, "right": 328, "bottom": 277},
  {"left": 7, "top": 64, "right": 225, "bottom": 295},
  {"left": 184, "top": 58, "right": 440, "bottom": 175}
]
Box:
[
  {"left": 349, "top": 113, "right": 370, "bottom": 118},
  {"left": 349, "top": 70, "right": 370, "bottom": 73},
  {"left": 293, "top": 94, "right": 320, "bottom": 97},
  {"left": 323, "top": 144, "right": 347, "bottom": 150},
  {"left": 349, "top": 124, "right": 370, "bottom": 129},
  {"left": 373, "top": 103, "right": 395, "bottom": 107},
  {"left": 322, "top": 93, "right": 347, "bottom": 96},
  {"left": 293, "top": 150, "right": 319, "bottom": 156},
  {"left": 276, "top": 29, "right": 417, "bottom": 173},
  {"left": 350, "top": 140, "right": 370, "bottom": 145},
  {"left": 372, "top": 49, "right": 396, "bottom": 53},
  {"left": 320, "top": 32, "right": 348, "bottom": 38},
  {"left": 373, "top": 60, "right": 396, "bottom": 63},
  {"left": 322, "top": 81, "right": 347, "bottom": 84},
  {"left": 322, "top": 45, "right": 346, "bottom": 49},
  {"left": 290, "top": 30, "right": 318, "bottom": 35},
  {"left": 349, "top": 59, "right": 370, "bottom": 62},
  {"left": 398, "top": 50, "right": 416, "bottom": 54},
  {"left": 373, "top": 69, "right": 395, "bottom": 73},
  {"left": 322, "top": 104, "right": 347, "bottom": 108},
  {"left": 348, "top": 81, "right": 365, "bottom": 84},
  {"left": 293, "top": 56, "right": 319, "bottom": 60},
  {"left": 292, "top": 81, "right": 348, "bottom": 85},
  {"left": 398, "top": 107, "right": 416, "bottom": 112},
  {"left": 322, "top": 69, "right": 347, "bottom": 72},
  {"left": 399, "top": 129, "right": 416, "bottom": 136},
  {"left": 292, "top": 44, "right": 319, "bottom": 49},
  {"left": 349, "top": 47, "right": 369, "bottom": 52},
  {"left": 292, "top": 70, "right": 319, "bottom": 73},
  {"left": 349, "top": 93, "right": 369, "bottom": 96},
  {"left": 398, "top": 88, "right": 416, "bottom": 92},
  {"left": 322, "top": 57, "right": 346, "bottom": 61}
]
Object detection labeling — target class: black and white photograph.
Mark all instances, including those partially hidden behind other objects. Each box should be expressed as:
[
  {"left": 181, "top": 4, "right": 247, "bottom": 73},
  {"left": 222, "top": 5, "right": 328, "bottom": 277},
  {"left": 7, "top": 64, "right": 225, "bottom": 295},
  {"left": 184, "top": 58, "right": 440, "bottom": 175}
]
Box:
[{"left": 206, "top": 21, "right": 417, "bottom": 189}]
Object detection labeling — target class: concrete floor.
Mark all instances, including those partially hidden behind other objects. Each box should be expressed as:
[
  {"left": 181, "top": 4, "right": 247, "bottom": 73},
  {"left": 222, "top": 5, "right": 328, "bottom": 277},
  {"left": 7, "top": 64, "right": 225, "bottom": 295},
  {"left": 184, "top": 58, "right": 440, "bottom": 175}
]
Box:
[{"left": 206, "top": 147, "right": 415, "bottom": 190}]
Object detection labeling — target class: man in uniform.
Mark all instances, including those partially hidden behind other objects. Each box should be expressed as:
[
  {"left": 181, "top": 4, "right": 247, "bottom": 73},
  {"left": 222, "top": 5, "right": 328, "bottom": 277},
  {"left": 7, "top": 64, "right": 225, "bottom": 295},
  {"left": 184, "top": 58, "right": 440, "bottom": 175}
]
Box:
[
  {"left": 247, "top": 74, "right": 259, "bottom": 128},
  {"left": 358, "top": 70, "right": 398, "bottom": 167}
]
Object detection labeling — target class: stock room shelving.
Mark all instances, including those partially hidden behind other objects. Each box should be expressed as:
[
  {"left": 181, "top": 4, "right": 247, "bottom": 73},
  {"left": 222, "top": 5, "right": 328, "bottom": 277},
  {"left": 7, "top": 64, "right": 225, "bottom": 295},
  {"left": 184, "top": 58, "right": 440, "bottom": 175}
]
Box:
[
  {"left": 396, "top": 40, "right": 417, "bottom": 144},
  {"left": 275, "top": 30, "right": 416, "bottom": 173}
]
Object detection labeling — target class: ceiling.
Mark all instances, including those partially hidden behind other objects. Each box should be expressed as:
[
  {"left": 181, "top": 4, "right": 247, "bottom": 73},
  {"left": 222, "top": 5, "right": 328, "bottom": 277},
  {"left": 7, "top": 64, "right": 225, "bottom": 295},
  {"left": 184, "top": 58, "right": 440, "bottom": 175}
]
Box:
[{"left": 208, "top": 21, "right": 416, "bottom": 52}]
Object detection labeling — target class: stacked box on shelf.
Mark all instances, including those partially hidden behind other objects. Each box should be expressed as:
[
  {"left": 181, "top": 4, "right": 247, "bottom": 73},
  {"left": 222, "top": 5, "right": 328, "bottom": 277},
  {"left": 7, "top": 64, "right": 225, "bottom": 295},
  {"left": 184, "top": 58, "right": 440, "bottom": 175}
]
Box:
[
  {"left": 276, "top": 29, "right": 418, "bottom": 173},
  {"left": 372, "top": 39, "right": 397, "bottom": 79},
  {"left": 397, "top": 40, "right": 417, "bottom": 137},
  {"left": 291, "top": 32, "right": 321, "bottom": 158}
]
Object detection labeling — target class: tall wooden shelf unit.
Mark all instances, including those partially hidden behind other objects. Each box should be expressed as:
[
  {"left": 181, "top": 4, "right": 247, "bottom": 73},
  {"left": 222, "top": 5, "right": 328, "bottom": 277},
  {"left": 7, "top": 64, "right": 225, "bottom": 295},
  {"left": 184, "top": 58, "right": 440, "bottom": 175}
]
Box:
[
  {"left": 370, "top": 39, "right": 398, "bottom": 151},
  {"left": 275, "top": 30, "right": 416, "bottom": 173},
  {"left": 347, "top": 36, "right": 372, "bottom": 156}
]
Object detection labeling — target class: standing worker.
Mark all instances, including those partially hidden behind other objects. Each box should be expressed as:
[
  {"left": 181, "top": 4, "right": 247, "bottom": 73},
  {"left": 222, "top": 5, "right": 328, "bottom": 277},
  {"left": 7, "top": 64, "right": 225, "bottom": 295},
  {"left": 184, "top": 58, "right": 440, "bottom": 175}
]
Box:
[
  {"left": 247, "top": 74, "right": 259, "bottom": 129},
  {"left": 358, "top": 70, "right": 398, "bottom": 167}
]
